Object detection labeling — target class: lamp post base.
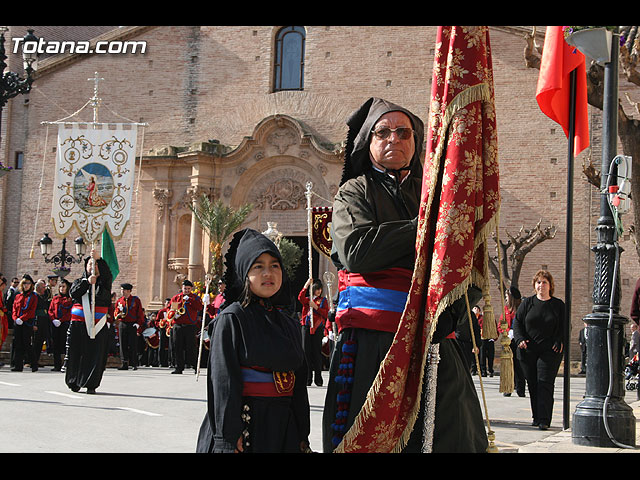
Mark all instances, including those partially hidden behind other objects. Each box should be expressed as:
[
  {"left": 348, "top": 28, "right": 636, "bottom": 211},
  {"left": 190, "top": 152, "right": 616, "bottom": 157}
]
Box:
[
  {"left": 572, "top": 397, "right": 635, "bottom": 447},
  {"left": 572, "top": 311, "right": 636, "bottom": 448}
]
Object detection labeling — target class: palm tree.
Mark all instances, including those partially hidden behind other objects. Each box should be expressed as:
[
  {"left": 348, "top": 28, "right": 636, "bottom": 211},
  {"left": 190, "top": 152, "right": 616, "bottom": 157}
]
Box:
[{"left": 189, "top": 194, "right": 253, "bottom": 288}]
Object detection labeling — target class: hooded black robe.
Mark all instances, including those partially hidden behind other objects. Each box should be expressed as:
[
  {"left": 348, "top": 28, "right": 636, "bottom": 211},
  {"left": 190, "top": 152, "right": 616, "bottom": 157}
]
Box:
[
  {"left": 323, "top": 97, "right": 487, "bottom": 453},
  {"left": 196, "top": 229, "right": 310, "bottom": 453},
  {"left": 66, "top": 256, "right": 113, "bottom": 392}
]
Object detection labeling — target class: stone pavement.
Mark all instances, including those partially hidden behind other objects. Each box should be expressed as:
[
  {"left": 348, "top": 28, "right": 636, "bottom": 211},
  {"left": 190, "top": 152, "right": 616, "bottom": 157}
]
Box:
[{"left": 518, "top": 399, "right": 640, "bottom": 453}]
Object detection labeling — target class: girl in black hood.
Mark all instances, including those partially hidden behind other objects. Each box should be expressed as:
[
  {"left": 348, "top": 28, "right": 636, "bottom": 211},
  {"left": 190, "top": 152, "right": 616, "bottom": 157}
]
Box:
[{"left": 196, "top": 229, "right": 310, "bottom": 453}]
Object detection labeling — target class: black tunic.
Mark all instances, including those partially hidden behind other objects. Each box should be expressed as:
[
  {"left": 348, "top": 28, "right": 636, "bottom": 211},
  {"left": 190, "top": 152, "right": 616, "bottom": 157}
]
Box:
[
  {"left": 196, "top": 301, "right": 310, "bottom": 453},
  {"left": 65, "top": 257, "right": 112, "bottom": 392}
]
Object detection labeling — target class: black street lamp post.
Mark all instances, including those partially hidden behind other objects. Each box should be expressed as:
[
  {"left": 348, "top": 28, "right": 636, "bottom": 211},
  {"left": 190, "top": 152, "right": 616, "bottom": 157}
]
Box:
[
  {"left": 1, "top": 27, "right": 38, "bottom": 174},
  {"left": 39, "top": 233, "right": 86, "bottom": 279},
  {"left": 1, "top": 27, "right": 37, "bottom": 109},
  {"left": 572, "top": 28, "right": 636, "bottom": 448}
]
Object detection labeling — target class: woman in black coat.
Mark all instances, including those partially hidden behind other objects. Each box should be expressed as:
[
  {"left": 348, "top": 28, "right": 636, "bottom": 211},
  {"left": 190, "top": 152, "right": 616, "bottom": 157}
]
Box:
[{"left": 513, "top": 270, "right": 565, "bottom": 430}]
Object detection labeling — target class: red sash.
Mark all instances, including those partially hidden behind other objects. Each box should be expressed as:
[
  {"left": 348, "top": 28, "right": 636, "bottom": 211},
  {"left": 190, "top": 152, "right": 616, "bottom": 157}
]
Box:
[{"left": 241, "top": 366, "right": 295, "bottom": 397}]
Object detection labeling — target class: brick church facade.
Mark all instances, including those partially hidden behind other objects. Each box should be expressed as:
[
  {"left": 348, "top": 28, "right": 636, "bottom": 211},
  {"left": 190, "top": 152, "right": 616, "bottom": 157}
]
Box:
[{"left": 1, "top": 25, "right": 638, "bottom": 362}]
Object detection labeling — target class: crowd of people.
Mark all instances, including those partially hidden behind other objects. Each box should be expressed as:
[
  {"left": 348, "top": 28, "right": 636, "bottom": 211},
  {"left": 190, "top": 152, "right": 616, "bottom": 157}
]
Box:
[
  {"left": 2, "top": 96, "right": 639, "bottom": 453},
  {"left": 0, "top": 256, "right": 229, "bottom": 386}
]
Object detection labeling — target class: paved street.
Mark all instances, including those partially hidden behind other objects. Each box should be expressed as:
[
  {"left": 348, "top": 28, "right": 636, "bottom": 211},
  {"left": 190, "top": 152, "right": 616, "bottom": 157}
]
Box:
[{"left": 1, "top": 365, "right": 637, "bottom": 453}]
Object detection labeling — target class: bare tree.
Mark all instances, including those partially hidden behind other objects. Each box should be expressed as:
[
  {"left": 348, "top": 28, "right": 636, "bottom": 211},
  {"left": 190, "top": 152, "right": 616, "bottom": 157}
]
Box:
[{"left": 488, "top": 220, "right": 557, "bottom": 292}]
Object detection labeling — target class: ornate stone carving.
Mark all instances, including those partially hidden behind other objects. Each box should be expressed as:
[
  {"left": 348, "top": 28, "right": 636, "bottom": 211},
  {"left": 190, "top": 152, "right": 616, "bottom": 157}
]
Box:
[
  {"left": 187, "top": 185, "right": 216, "bottom": 203},
  {"left": 267, "top": 128, "right": 297, "bottom": 154},
  {"left": 253, "top": 177, "right": 306, "bottom": 210},
  {"left": 152, "top": 187, "right": 172, "bottom": 220}
]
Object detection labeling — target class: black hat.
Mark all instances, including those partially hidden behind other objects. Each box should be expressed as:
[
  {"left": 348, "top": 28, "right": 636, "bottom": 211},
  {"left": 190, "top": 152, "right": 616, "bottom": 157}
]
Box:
[
  {"left": 340, "top": 97, "right": 424, "bottom": 186},
  {"left": 120, "top": 283, "right": 133, "bottom": 290},
  {"left": 222, "top": 228, "right": 291, "bottom": 309},
  {"left": 22, "top": 273, "right": 34, "bottom": 283},
  {"left": 182, "top": 279, "right": 194, "bottom": 287},
  {"left": 509, "top": 286, "right": 521, "bottom": 300},
  {"left": 47, "top": 274, "right": 59, "bottom": 280}
]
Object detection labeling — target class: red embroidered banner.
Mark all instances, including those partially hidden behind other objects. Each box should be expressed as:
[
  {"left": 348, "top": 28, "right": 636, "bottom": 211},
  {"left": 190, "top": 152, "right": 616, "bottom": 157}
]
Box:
[
  {"left": 335, "top": 26, "right": 499, "bottom": 453},
  {"left": 311, "top": 206, "right": 332, "bottom": 258}
]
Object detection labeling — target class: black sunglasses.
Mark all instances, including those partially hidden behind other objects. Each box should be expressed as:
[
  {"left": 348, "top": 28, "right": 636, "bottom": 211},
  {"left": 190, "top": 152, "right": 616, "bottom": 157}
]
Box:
[{"left": 371, "top": 126, "right": 414, "bottom": 141}]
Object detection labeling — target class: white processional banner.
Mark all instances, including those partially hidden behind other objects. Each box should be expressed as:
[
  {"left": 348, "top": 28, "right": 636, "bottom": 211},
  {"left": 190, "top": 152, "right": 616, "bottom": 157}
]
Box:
[{"left": 51, "top": 123, "right": 138, "bottom": 243}]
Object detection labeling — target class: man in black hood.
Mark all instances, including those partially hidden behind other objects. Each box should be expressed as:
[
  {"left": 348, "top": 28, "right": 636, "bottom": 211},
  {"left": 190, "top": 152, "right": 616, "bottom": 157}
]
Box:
[
  {"left": 323, "top": 98, "right": 487, "bottom": 453},
  {"left": 323, "top": 98, "right": 424, "bottom": 451}
]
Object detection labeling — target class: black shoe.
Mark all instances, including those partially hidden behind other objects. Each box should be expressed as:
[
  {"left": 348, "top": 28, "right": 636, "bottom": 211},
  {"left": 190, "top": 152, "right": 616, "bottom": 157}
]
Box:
[
  {"left": 132, "top": 366, "right": 138, "bottom": 370},
  {"left": 517, "top": 391, "right": 525, "bottom": 397},
  {"left": 86, "top": 388, "right": 96, "bottom": 394},
  {"left": 489, "top": 371, "right": 494, "bottom": 377},
  {"left": 538, "top": 424, "right": 549, "bottom": 431},
  {"left": 70, "top": 385, "right": 80, "bottom": 392},
  {"left": 171, "top": 369, "right": 182, "bottom": 374},
  {"left": 503, "top": 393, "right": 511, "bottom": 397},
  {"left": 118, "top": 363, "right": 128, "bottom": 370},
  {"left": 314, "top": 373, "right": 323, "bottom": 387}
]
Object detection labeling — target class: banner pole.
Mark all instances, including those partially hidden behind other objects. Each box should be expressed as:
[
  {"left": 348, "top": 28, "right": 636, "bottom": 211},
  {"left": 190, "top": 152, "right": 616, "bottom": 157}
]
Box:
[{"left": 306, "top": 182, "right": 314, "bottom": 325}]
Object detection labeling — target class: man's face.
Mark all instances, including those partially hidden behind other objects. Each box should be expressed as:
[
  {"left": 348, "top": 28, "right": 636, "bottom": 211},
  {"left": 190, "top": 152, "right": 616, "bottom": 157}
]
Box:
[
  {"left": 182, "top": 285, "right": 192, "bottom": 295},
  {"left": 121, "top": 288, "right": 131, "bottom": 298},
  {"left": 369, "top": 111, "right": 416, "bottom": 173}
]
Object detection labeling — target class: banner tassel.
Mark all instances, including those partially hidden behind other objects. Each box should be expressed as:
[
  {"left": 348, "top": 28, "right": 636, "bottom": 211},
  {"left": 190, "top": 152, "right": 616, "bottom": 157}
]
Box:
[{"left": 494, "top": 218, "right": 515, "bottom": 395}]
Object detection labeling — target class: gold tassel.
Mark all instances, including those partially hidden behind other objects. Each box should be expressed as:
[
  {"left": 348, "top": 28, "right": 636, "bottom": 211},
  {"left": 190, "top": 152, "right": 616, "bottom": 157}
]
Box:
[
  {"left": 494, "top": 219, "right": 514, "bottom": 395},
  {"left": 480, "top": 240, "right": 498, "bottom": 341}
]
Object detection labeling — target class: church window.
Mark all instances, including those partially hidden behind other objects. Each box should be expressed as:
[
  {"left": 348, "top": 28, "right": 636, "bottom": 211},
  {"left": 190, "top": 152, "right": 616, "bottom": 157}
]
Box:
[{"left": 273, "top": 26, "right": 305, "bottom": 91}]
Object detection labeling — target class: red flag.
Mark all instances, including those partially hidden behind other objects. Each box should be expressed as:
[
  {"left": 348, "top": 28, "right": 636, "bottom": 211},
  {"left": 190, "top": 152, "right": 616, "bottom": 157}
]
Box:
[{"left": 536, "top": 26, "right": 590, "bottom": 155}]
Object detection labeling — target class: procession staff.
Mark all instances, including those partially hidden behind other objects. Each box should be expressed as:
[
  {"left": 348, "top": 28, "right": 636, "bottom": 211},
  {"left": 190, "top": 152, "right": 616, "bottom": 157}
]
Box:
[
  {"left": 169, "top": 280, "right": 203, "bottom": 374},
  {"left": 10, "top": 275, "right": 38, "bottom": 372},
  {"left": 115, "top": 283, "right": 145, "bottom": 370},
  {"left": 66, "top": 249, "right": 113, "bottom": 394},
  {"left": 48, "top": 279, "right": 73, "bottom": 371}
]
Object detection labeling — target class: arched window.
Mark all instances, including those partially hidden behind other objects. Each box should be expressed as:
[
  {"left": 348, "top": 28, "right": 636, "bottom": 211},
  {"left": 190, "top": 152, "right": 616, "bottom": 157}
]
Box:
[{"left": 274, "top": 26, "right": 305, "bottom": 91}]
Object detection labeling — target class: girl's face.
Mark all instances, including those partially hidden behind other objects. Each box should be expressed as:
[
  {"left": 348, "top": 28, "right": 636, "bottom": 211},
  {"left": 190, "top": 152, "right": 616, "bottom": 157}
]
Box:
[
  {"left": 59, "top": 283, "right": 68, "bottom": 295},
  {"left": 247, "top": 252, "right": 282, "bottom": 299}
]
